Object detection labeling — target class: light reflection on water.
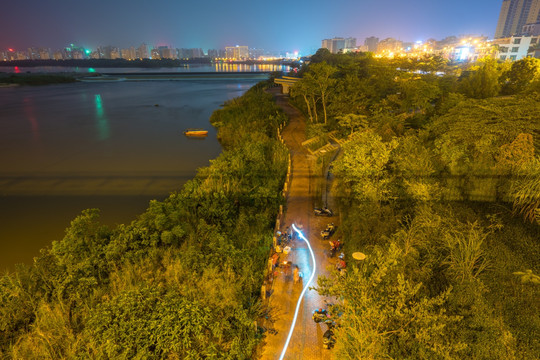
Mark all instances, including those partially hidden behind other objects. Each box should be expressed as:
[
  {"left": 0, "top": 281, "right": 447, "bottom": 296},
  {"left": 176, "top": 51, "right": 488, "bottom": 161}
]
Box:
[
  {"left": 1, "top": 63, "right": 291, "bottom": 74},
  {"left": 94, "top": 94, "right": 110, "bottom": 141},
  {"left": 0, "top": 78, "right": 260, "bottom": 271}
]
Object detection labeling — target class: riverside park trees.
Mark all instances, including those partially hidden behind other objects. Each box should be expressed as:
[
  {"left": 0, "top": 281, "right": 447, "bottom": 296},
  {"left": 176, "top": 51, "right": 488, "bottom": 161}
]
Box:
[
  {"left": 290, "top": 52, "right": 540, "bottom": 359},
  {"left": 291, "top": 62, "right": 337, "bottom": 124}
]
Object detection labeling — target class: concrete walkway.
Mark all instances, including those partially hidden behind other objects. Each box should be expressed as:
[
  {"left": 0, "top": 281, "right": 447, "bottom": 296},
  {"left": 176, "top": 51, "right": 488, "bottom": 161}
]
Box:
[{"left": 260, "top": 88, "right": 338, "bottom": 360}]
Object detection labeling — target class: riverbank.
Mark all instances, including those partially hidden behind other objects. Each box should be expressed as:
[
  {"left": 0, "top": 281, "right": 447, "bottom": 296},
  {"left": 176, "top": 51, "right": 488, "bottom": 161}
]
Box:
[
  {"left": 0, "top": 78, "right": 254, "bottom": 271},
  {"left": 0, "top": 80, "right": 290, "bottom": 358},
  {"left": 0, "top": 73, "right": 78, "bottom": 85}
]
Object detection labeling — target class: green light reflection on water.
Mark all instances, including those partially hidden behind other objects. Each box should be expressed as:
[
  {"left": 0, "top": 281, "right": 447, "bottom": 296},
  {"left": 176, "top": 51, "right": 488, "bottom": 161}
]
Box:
[{"left": 94, "top": 94, "right": 110, "bottom": 141}]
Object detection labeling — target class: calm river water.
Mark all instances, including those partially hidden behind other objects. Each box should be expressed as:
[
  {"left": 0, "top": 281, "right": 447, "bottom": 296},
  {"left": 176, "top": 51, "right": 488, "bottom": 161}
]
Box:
[{"left": 0, "top": 72, "right": 270, "bottom": 271}]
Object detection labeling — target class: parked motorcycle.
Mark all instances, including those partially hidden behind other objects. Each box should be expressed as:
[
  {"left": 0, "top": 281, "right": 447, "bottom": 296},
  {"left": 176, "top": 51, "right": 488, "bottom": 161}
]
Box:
[
  {"left": 312, "top": 308, "right": 329, "bottom": 323},
  {"left": 322, "top": 328, "right": 336, "bottom": 349},
  {"left": 314, "top": 207, "right": 333, "bottom": 217},
  {"left": 329, "top": 239, "right": 343, "bottom": 257},
  {"left": 321, "top": 223, "right": 336, "bottom": 240}
]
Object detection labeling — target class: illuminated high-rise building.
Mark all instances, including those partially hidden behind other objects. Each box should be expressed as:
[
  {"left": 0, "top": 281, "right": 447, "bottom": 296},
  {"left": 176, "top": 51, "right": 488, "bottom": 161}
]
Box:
[
  {"left": 321, "top": 37, "right": 357, "bottom": 53},
  {"left": 225, "top": 45, "right": 249, "bottom": 60},
  {"left": 137, "top": 43, "right": 149, "bottom": 59},
  {"left": 495, "top": 0, "right": 540, "bottom": 38},
  {"left": 150, "top": 48, "right": 161, "bottom": 59},
  {"left": 158, "top": 46, "right": 176, "bottom": 59},
  {"left": 364, "top": 37, "right": 379, "bottom": 52},
  {"left": 38, "top": 49, "right": 51, "bottom": 60},
  {"left": 376, "top": 38, "right": 403, "bottom": 54},
  {"left": 121, "top": 47, "right": 137, "bottom": 60}
]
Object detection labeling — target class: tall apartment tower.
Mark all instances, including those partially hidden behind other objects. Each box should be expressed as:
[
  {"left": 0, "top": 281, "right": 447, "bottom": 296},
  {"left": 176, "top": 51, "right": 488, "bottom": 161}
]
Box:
[
  {"left": 225, "top": 46, "right": 248, "bottom": 60},
  {"left": 321, "top": 37, "right": 357, "bottom": 53},
  {"left": 137, "top": 43, "right": 149, "bottom": 59},
  {"left": 364, "top": 36, "right": 379, "bottom": 52},
  {"left": 495, "top": 0, "right": 540, "bottom": 38}
]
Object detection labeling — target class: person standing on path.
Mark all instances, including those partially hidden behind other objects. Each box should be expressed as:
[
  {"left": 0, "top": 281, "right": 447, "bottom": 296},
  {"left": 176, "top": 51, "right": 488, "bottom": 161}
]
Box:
[{"left": 293, "top": 265, "right": 300, "bottom": 284}]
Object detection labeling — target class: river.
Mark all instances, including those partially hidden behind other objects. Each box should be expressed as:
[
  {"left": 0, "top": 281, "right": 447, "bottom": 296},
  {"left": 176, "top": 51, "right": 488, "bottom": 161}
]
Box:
[
  {"left": 0, "top": 70, "right": 279, "bottom": 271},
  {"left": 1, "top": 63, "right": 289, "bottom": 74}
]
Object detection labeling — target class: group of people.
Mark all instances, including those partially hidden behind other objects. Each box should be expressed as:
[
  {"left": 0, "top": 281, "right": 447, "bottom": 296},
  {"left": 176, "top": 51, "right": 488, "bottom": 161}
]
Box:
[
  {"left": 273, "top": 222, "right": 346, "bottom": 279},
  {"left": 271, "top": 223, "right": 304, "bottom": 285},
  {"left": 271, "top": 252, "right": 302, "bottom": 284}
]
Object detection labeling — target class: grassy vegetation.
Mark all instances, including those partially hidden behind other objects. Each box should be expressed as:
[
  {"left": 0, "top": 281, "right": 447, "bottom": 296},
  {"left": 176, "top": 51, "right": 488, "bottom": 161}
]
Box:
[
  {"left": 0, "top": 80, "right": 289, "bottom": 358},
  {"left": 0, "top": 73, "right": 78, "bottom": 85}
]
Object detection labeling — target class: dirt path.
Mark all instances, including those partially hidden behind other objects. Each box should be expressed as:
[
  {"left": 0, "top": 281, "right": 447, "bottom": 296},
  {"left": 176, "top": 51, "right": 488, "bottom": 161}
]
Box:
[{"left": 260, "top": 88, "right": 339, "bottom": 359}]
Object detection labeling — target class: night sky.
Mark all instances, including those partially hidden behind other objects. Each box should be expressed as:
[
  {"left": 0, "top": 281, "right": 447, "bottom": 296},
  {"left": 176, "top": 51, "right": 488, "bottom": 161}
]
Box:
[{"left": 1, "top": 0, "right": 501, "bottom": 54}]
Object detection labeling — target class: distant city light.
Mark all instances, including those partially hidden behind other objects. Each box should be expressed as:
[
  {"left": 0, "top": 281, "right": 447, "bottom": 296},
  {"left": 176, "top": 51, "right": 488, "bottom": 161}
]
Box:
[{"left": 455, "top": 46, "right": 470, "bottom": 61}]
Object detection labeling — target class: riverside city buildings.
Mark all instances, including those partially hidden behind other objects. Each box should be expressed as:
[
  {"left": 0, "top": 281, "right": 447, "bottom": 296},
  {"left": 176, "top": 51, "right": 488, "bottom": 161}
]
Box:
[
  {"left": 225, "top": 45, "right": 249, "bottom": 60},
  {"left": 321, "top": 37, "right": 357, "bottom": 54},
  {"left": 495, "top": 0, "right": 540, "bottom": 38},
  {"left": 493, "top": 0, "right": 540, "bottom": 60},
  {"left": 492, "top": 34, "right": 540, "bottom": 60}
]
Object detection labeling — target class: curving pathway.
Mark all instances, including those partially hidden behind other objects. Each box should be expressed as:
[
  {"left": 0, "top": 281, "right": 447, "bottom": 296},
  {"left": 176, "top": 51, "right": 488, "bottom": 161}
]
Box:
[{"left": 260, "top": 88, "right": 339, "bottom": 360}]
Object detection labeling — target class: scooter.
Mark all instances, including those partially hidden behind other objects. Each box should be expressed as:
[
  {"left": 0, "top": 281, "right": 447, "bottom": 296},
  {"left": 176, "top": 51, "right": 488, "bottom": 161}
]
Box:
[
  {"left": 312, "top": 308, "right": 329, "bottom": 323},
  {"left": 321, "top": 223, "right": 336, "bottom": 239},
  {"left": 322, "top": 328, "right": 336, "bottom": 349},
  {"left": 329, "top": 239, "right": 343, "bottom": 257},
  {"left": 314, "top": 207, "right": 333, "bottom": 217}
]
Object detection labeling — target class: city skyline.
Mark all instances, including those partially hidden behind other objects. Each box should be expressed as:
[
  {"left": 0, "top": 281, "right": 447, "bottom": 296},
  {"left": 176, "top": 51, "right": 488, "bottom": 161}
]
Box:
[{"left": 1, "top": 0, "right": 501, "bottom": 55}]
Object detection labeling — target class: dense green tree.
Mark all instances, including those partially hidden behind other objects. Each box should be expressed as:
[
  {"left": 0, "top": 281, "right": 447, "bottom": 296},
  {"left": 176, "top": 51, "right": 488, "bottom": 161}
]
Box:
[
  {"left": 333, "top": 130, "right": 398, "bottom": 202},
  {"left": 309, "top": 48, "right": 332, "bottom": 64},
  {"left": 84, "top": 286, "right": 259, "bottom": 359},
  {"left": 501, "top": 57, "right": 540, "bottom": 94},
  {"left": 308, "top": 62, "right": 337, "bottom": 124},
  {"left": 392, "top": 134, "right": 440, "bottom": 202},
  {"left": 336, "top": 113, "right": 368, "bottom": 135},
  {"left": 291, "top": 73, "right": 318, "bottom": 123},
  {"left": 458, "top": 58, "right": 502, "bottom": 99},
  {"left": 397, "top": 76, "right": 441, "bottom": 113},
  {"left": 327, "top": 74, "right": 370, "bottom": 117}
]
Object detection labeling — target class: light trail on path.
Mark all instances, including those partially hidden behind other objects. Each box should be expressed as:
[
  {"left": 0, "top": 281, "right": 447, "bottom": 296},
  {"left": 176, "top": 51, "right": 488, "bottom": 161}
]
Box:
[{"left": 278, "top": 223, "right": 317, "bottom": 360}]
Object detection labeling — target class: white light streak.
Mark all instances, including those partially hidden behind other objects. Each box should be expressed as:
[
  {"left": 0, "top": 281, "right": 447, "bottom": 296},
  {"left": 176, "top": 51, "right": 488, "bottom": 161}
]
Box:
[{"left": 278, "top": 223, "right": 317, "bottom": 360}]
